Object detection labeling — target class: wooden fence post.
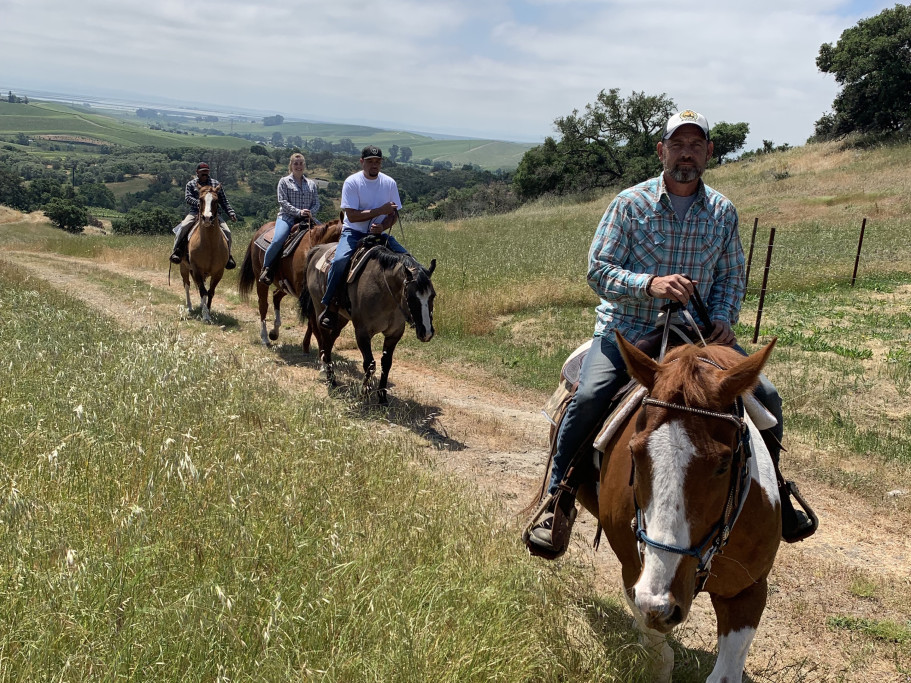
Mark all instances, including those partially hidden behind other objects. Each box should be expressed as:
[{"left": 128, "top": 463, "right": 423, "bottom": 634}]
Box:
[
  {"left": 752, "top": 227, "right": 775, "bottom": 344},
  {"left": 851, "top": 218, "right": 867, "bottom": 287},
  {"left": 744, "top": 217, "right": 759, "bottom": 292}
]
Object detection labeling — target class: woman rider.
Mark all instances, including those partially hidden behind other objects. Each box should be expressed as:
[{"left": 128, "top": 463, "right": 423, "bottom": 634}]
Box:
[{"left": 259, "top": 152, "right": 321, "bottom": 284}]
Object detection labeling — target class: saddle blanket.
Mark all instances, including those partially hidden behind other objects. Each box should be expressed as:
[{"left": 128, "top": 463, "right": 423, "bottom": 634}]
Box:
[
  {"left": 313, "top": 243, "right": 386, "bottom": 284},
  {"left": 253, "top": 222, "right": 311, "bottom": 260}
]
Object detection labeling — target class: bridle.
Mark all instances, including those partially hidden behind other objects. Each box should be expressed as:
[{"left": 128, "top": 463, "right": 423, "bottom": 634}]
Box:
[{"left": 632, "top": 356, "right": 752, "bottom": 597}]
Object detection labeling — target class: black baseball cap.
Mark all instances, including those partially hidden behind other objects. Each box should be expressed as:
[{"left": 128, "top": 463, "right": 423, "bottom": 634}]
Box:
[
  {"left": 196, "top": 162, "right": 210, "bottom": 172},
  {"left": 361, "top": 146, "right": 382, "bottom": 159}
]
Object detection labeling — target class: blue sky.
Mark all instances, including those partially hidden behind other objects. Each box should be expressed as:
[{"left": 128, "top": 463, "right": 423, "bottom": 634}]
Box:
[{"left": 0, "top": 0, "right": 901, "bottom": 150}]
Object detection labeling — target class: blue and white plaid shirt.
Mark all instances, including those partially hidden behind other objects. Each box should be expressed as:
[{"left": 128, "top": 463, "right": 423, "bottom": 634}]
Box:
[
  {"left": 588, "top": 174, "right": 744, "bottom": 342},
  {"left": 276, "top": 174, "right": 320, "bottom": 223}
]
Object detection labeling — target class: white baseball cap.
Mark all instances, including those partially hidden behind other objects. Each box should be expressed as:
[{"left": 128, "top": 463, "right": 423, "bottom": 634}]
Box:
[{"left": 663, "top": 110, "right": 710, "bottom": 140}]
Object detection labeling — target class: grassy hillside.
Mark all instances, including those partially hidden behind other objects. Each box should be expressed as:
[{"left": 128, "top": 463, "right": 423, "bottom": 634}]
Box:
[
  {"left": 0, "top": 101, "right": 249, "bottom": 150},
  {"left": 1, "top": 137, "right": 910, "bottom": 679},
  {"left": 177, "top": 118, "right": 534, "bottom": 170},
  {"left": 0, "top": 100, "right": 533, "bottom": 170},
  {"left": 0, "top": 250, "right": 646, "bottom": 682}
]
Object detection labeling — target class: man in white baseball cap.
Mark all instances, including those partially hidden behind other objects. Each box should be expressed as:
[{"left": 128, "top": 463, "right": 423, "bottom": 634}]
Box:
[
  {"left": 525, "top": 108, "right": 816, "bottom": 558},
  {"left": 663, "top": 109, "right": 710, "bottom": 140}
]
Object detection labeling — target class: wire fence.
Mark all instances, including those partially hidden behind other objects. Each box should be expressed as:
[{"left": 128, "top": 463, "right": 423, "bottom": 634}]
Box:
[{"left": 741, "top": 216, "right": 911, "bottom": 342}]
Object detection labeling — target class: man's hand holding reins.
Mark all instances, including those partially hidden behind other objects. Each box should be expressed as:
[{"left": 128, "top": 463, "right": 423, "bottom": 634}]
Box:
[{"left": 648, "top": 273, "right": 696, "bottom": 305}]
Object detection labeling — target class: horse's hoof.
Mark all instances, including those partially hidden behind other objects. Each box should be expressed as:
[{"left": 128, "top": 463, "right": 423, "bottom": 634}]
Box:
[{"left": 268, "top": 330, "right": 279, "bottom": 341}]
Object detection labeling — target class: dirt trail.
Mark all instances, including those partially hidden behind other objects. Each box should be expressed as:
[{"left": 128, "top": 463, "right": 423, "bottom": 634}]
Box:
[{"left": 5, "top": 249, "right": 911, "bottom": 682}]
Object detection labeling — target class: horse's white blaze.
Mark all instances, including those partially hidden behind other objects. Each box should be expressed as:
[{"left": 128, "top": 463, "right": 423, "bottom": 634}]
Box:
[
  {"left": 746, "top": 417, "right": 779, "bottom": 507},
  {"left": 416, "top": 290, "right": 433, "bottom": 339},
  {"left": 202, "top": 191, "right": 215, "bottom": 220},
  {"left": 707, "top": 627, "right": 756, "bottom": 683},
  {"left": 634, "top": 420, "right": 694, "bottom": 615}
]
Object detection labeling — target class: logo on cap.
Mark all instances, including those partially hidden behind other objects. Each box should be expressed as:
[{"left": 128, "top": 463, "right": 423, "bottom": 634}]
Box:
[
  {"left": 678, "top": 110, "right": 699, "bottom": 122},
  {"left": 361, "top": 145, "right": 382, "bottom": 159}
]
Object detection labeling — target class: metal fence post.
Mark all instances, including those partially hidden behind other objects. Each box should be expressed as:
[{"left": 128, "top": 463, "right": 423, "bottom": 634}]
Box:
[
  {"left": 851, "top": 218, "right": 867, "bottom": 287},
  {"left": 752, "top": 227, "right": 775, "bottom": 344},
  {"left": 744, "top": 217, "right": 759, "bottom": 292}
]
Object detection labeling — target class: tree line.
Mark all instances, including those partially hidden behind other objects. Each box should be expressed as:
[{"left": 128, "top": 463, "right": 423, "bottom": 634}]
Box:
[{"left": 0, "top": 142, "right": 518, "bottom": 233}]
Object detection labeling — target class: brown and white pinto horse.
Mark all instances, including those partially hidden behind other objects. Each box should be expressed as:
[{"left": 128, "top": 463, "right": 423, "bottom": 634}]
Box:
[
  {"left": 180, "top": 185, "right": 229, "bottom": 324},
  {"left": 237, "top": 214, "right": 342, "bottom": 346},
  {"left": 597, "top": 334, "right": 780, "bottom": 682}
]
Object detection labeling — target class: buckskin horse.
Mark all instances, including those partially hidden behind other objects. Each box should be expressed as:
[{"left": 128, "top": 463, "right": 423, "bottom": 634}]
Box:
[
  {"left": 179, "top": 185, "right": 229, "bottom": 324},
  {"left": 237, "top": 214, "right": 342, "bottom": 346},
  {"left": 592, "top": 333, "right": 780, "bottom": 682},
  {"left": 302, "top": 239, "right": 436, "bottom": 403}
]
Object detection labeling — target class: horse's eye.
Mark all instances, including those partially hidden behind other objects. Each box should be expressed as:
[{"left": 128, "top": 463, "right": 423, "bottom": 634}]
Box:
[{"left": 715, "top": 461, "right": 730, "bottom": 476}]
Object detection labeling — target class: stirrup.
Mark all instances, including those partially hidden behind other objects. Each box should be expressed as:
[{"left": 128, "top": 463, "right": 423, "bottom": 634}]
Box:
[
  {"left": 258, "top": 268, "right": 274, "bottom": 285},
  {"left": 169, "top": 252, "right": 182, "bottom": 264},
  {"left": 318, "top": 308, "right": 338, "bottom": 330},
  {"left": 522, "top": 489, "right": 578, "bottom": 560},
  {"left": 781, "top": 480, "right": 818, "bottom": 543},
  {"left": 225, "top": 255, "right": 236, "bottom": 270}
]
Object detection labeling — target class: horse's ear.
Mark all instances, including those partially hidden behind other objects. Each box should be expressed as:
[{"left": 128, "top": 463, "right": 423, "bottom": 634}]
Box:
[
  {"left": 718, "top": 337, "right": 777, "bottom": 398},
  {"left": 426, "top": 259, "right": 436, "bottom": 277},
  {"left": 615, "top": 332, "right": 660, "bottom": 390}
]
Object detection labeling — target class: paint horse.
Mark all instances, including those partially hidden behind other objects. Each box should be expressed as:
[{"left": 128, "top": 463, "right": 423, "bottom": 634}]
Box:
[
  {"left": 303, "top": 239, "right": 436, "bottom": 403},
  {"left": 179, "top": 185, "right": 229, "bottom": 323},
  {"left": 237, "top": 214, "right": 342, "bottom": 346},
  {"left": 595, "top": 334, "right": 780, "bottom": 682}
]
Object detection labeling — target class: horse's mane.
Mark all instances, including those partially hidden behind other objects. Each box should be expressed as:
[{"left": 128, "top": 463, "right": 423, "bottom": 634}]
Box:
[
  {"left": 311, "top": 219, "right": 342, "bottom": 245},
  {"left": 373, "top": 249, "right": 431, "bottom": 286},
  {"left": 659, "top": 343, "right": 750, "bottom": 409}
]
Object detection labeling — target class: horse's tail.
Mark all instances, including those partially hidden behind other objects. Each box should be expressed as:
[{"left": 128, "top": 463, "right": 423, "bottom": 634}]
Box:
[{"left": 238, "top": 237, "right": 256, "bottom": 301}]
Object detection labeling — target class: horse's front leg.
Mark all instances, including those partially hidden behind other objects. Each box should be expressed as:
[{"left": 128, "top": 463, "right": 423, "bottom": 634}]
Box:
[
  {"left": 320, "top": 329, "right": 340, "bottom": 388},
  {"left": 270, "top": 291, "right": 285, "bottom": 342},
  {"left": 354, "top": 328, "right": 376, "bottom": 398},
  {"left": 706, "top": 579, "right": 767, "bottom": 683},
  {"left": 194, "top": 275, "right": 211, "bottom": 323},
  {"left": 206, "top": 274, "right": 222, "bottom": 323},
  {"left": 622, "top": 590, "right": 673, "bottom": 683},
  {"left": 376, "top": 334, "right": 401, "bottom": 405}
]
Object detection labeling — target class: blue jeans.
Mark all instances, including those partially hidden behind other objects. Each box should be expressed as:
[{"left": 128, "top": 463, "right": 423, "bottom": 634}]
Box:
[
  {"left": 549, "top": 336, "right": 629, "bottom": 495},
  {"left": 321, "top": 229, "right": 406, "bottom": 306},
  {"left": 547, "top": 336, "right": 784, "bottom": 495},
  {"left": 263, "top": 217, "right": 293, "bottom": 271}
]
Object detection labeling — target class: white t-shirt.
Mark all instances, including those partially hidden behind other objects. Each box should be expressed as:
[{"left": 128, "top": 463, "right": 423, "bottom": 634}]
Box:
[{"left": 340, "top": 171, "right": 402, "bottom": 233}]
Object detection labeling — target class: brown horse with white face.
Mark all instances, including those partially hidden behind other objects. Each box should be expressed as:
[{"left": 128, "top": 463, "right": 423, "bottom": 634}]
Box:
[
  {"left": 599, "top": 334, "right": 780, "bottom": 682},
  {"left": 180, "top": 185, "right": 228, "bottom": 324},
  {"left": 237, "top": 214, "right": 343, "bottom": 346}
]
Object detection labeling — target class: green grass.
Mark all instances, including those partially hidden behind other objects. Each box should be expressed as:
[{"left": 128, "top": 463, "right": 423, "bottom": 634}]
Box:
[
  {"left": 827, "top": 616, "right": 911, "bottom": 644},
  {"left": 0, "top": 260, "right": 649, "bottom": 682}
]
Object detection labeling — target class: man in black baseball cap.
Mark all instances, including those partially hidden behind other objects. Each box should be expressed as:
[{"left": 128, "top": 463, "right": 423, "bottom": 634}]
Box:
[
  {"left": 361, "top": 145, "right": 382, "bottom": 159},
  {"left": 317, "top": 145, "right": 407, "bottom": 329},
  {"left": 169, "top": 162, "right": 238, "bottom": 268}
]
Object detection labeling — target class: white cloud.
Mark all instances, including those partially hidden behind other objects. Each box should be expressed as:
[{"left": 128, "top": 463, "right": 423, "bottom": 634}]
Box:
[{"left": 0, "top": 0, "right": 898, "bottom": 148}]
